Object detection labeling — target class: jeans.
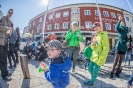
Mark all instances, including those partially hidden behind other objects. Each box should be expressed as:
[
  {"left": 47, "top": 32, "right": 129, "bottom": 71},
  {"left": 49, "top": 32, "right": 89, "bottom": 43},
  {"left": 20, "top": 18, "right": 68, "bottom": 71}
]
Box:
[
  {"left": 88, "top": 61, "right": 101, "bottom": 83},
  {"left": 125, "top": 51, "right": 132, "bottom": 66},
  {"left": 7, "top": 51, "right": 16, "bottom": 67},
  {"left": 67, "top": 46, "right": 80, "bottom": 70},
  {"left": 128, "top": 73, "right": 133, "bottom": 85},
  {"left": 0, "top": 45, "right": 9, "bottom": 78}
]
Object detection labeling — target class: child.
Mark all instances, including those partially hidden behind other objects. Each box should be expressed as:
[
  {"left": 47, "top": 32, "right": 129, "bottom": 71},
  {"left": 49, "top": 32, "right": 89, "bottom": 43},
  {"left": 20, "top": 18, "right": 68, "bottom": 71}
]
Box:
[
  {"left": 44, "top": 40, "right": 72, "bottom": 88},
  {"left": 84, "top": 22, "right": 109, "bottom": 86},
  {"left": 84, "top": 41, "right": 92, "bottom": 70}
]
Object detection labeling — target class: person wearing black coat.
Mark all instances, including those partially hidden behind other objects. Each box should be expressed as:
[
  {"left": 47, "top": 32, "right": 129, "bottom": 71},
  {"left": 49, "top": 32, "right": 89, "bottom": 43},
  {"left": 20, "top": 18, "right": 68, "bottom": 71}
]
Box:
[
  {"left": 23, "top": 42, "right": 32, "bottom": 60},
  {"left": 7, "top": 29, "right": 17, "bottom": 69},
  {"left": 14, "top": 27, "right": 20, "bottom": 63},
  {"left": 38, "top": 42, "right": 48, "bottom": 61}
]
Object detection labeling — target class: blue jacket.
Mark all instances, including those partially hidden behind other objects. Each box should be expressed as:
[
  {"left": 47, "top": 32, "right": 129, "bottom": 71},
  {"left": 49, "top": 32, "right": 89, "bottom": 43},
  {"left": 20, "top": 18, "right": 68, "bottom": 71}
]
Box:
[
  {"left": 9, "top": 30, "right": 17, "bottom": 44},
  {"left": 45, "top": 54, "right": 71, "bottom": 88}
]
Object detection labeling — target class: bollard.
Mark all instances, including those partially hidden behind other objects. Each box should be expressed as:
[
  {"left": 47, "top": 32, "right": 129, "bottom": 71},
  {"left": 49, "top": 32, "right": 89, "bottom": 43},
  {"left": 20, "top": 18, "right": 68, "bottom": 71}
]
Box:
[{"left": 20, "top": 54, "right": 30, "bottom": 79}]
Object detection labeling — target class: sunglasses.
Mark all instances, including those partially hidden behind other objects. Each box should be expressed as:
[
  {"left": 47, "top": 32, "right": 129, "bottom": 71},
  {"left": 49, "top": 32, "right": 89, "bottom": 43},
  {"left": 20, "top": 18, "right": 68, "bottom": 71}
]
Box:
[
  {"left": 8, "top": 12, "right": 13, "bottom": 14},
  {"left": 46, "top": 48, "right": 58, "bottom": 52}
]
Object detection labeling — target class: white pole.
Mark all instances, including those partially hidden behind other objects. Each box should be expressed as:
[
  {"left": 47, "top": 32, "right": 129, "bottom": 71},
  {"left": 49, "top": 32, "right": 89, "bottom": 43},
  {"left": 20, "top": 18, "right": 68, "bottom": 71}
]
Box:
[
  {"left": 42, "top": 0, "right": 50, "bottom": 42},
  {"left": 126, "top": 0, "right": 133, "bottom": 13},
  {"left": 95, "top": 0, "right": 103, "bottom": 29}
]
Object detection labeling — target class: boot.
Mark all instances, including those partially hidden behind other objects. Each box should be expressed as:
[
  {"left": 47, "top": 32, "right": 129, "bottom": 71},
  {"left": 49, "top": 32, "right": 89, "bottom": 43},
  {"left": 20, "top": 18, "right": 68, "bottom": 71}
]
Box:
[
  {"left": 110, "top": 72, "right": 114, "bottom": 78},
  {"left": 115, "top": 70, "right": 120, "bottom": 78}
]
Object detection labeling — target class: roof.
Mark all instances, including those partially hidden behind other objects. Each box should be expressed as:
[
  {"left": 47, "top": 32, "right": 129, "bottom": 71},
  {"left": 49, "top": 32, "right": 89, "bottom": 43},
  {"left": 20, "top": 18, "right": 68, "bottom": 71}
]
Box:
[{"left": 28, "top": 3, "right": 133, "bottom": 24}]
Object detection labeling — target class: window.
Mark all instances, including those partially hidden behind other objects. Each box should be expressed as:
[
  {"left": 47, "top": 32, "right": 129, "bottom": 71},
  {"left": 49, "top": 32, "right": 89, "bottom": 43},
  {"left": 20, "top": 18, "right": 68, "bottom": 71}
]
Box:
[
  {"left": 39, "top": 17, "right": 42, "bottom": 22},
  {"left": 54, "top": 23, "right": 60, "bottom": 29},
  {"left": 47, "top": 24, "right": 52, "bottom": 30},
  {"left": 84, "top": 10, "right": 91, "bottom": 16},
  {"left": 95, "top": 10, "right": 99, "bottom": 16},
  {"left": 128, "top": 27, "right": 132, "bottom": 32},
  {"left": 49, "top": 15, "right": 53, "bottom": 19},
  {"left": 63, "top": 12, "right": 69, "bottom": 17},
  {"left": 29, "top": 24, "right": 31, "bottom": 28},
  {"left": 72, "top": 9, "right": 78, "bottom": 14},
  {"left": 32, "top": 30, "right": 34, "bottom": 34},
  {"left": 103, "top": 11, "right": 109, "bottom": 17},
  {"left": 105, "top": 23, "right": 111, "bottom": 30},
  {"left": 63, "top": 22, "right": 68, "bottom": 29},
  {"left": 113, "top": 24, "right": 116, "bottom": 30},
  {"left": 33, "top": 21, "right": 35, "bottom": 25},
  {"left": 126, "top": 17, "right": 129, "bottom": 21},
  {"left": 117, "top": 14, "right": 120, "bottom": 18},
  {"left": 111, "top": 12, "right": 116, "bottom": 18},
  {"left": 132, "top": 19, "right": 133, "bottom": 23},
  {"left": 56, "top": 13, "right": 60, "bottom": 18},
  {"left": 85, "top": 21, "right": 92, "bottom": 28}
]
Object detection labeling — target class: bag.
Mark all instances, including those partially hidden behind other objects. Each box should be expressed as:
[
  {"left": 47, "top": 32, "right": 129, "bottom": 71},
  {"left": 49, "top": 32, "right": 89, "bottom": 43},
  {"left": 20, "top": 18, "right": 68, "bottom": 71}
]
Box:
[
  {"left": 79, "top": 42, "right": 85, "bottom": 54},
  {"left": 62, "top": 40, "right": 68, "bottom": 48}
]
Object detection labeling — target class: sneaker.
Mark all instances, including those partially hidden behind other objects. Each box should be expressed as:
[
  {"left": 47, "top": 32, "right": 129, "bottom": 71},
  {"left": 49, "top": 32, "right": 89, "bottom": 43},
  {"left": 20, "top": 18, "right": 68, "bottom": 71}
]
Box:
[
  {"left": 110, "top": 72, "right": 113, "bottom": 79},
  {"left": 8, "top": 73, "right": 12, "bottom": 77},
  {"left": 9, "top": 66, "right": 13, "bottom": 69},
  {"left": 72, "top": 69, "right": 77, "bottom": 74},
  {"left": 115, "top": 71, "right": 120, "bottom": 78},
  {"left": 14, "top": 65, "right": 16, "bottom": 68},
  {"left": 3, "top": 76, "right": 12, "bottom": 81},
  {"left": 84, "top": 81, "right": 93, "bottom": 86}
]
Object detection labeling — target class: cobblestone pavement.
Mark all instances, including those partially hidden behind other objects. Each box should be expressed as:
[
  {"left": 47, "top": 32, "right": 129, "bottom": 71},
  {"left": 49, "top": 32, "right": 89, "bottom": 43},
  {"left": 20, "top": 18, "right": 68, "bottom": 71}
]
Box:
[{"left": 0, "top": 55, "right": 133, "bottom": 88}]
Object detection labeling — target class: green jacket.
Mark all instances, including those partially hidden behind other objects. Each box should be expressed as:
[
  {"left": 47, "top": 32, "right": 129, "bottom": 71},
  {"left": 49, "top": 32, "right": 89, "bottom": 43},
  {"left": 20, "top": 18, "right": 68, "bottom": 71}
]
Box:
[
  {"left": 90, "top": 31, "right": 109, "bottom": 66},
  {"left": 84, "top": 46, "right": 92, "bottom": 59},
  {"left": 115, "top": 20, "right": 128, "bottom": 53},
  {"left": 65, "top": 28, "right": 84, "bottom": 47}
]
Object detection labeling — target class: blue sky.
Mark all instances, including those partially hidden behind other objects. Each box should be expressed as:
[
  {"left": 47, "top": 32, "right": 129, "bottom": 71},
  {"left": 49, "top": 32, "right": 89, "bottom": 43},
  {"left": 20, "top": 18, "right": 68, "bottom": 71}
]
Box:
[{"left": 0, "top": 0, "right": 133, "bottom": 33}]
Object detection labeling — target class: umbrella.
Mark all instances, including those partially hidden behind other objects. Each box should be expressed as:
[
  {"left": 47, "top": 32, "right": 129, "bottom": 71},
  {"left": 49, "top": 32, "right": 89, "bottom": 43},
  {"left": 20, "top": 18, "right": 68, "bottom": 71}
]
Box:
[{"left": 23, "top": 33, "right": 33, "bottom": 38}]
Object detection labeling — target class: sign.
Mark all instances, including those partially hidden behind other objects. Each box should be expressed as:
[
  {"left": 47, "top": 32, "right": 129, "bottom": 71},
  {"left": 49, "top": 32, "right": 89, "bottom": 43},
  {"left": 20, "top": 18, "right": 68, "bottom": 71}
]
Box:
[{"left": 95, "top": 17, "right": 117, "bottom": 23}]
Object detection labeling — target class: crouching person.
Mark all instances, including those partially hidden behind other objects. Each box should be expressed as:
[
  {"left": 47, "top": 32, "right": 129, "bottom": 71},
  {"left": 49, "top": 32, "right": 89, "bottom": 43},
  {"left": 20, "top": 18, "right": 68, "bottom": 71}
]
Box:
[{"left": 44, "top": 40, "right": 72, "bottom": 88}]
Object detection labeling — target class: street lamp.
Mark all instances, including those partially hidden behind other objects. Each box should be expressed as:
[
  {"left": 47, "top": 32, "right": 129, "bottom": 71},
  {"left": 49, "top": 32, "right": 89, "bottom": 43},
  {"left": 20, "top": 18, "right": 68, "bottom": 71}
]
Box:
[
  {"left": 42, "top": 0, "right": 50, "bottom": 42},
  {"left": 95, "top": 0, "right": 103, "bottom": 29}
]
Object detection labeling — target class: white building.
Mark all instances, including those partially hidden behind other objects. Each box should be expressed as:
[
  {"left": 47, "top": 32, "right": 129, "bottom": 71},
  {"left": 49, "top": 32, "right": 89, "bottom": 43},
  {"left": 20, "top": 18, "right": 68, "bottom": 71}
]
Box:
[{"left": 123, "top": 10, "right": 133, "bottom": 36}]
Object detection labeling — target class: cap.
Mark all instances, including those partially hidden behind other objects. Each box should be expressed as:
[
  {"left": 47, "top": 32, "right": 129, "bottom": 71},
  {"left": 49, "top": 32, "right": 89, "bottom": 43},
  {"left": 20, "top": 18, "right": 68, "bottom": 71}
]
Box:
[
  {"left": 92, "top": 22, "right": 101, "bottom": 28},
  {"left": 48, "top": 40, "right": 62, "bottom": 50},
  {"left": 71, "top": 21, "right": 78, "bottom": 26}
]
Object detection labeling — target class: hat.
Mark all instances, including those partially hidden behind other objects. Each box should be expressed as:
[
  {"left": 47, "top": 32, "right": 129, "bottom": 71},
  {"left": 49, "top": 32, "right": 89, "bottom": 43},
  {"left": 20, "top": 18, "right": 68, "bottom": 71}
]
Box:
[
  {"left": 71, "top": 21, "right": 78, "bottom": 26},
  {"left": 92, "top": 22, "right": 101, "bottom": 28},
  {"left": 48, "top": 40, "right": 62, "bottom": 50}
]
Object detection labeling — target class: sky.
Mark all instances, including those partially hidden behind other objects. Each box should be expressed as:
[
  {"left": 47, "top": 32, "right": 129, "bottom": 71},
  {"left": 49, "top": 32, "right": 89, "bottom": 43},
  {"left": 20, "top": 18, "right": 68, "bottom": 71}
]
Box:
[{"left": 0, "top": 0, "right": 133, "bottom": 34}]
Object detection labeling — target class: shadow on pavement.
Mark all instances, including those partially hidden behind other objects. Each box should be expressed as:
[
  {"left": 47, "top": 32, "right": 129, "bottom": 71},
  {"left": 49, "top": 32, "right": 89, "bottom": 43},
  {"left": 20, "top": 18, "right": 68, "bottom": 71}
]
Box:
[
  {"left": 70, "top": 72, "right": 116, "bottom": 88},
  {"left": 21, "top": 79, "right": 30, "bottom": 88},
  {"left": 0, "top": 76, "right": 9, "bottom": 88}
]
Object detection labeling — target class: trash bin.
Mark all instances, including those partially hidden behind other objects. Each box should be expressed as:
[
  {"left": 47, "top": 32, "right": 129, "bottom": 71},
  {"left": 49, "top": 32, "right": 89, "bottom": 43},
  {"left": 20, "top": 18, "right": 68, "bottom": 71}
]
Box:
[{"left": 20, "top": 54, "right": 30, "bottom": 79}]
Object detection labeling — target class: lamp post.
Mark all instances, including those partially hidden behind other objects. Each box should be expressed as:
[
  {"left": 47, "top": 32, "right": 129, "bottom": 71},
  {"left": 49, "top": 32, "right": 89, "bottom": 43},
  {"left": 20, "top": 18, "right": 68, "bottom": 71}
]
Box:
[
  {"left": 95, "top": 0, "right": 103, "bottom": 29},
  {"left": 42, "top": 0, "right": 50, "bottom": 42}
]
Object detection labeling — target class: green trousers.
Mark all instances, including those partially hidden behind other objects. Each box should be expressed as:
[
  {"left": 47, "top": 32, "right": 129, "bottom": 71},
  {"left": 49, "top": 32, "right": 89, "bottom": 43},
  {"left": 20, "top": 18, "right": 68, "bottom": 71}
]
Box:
[{"left": 88, "top": 61, "right": 101, "bottom": 83}]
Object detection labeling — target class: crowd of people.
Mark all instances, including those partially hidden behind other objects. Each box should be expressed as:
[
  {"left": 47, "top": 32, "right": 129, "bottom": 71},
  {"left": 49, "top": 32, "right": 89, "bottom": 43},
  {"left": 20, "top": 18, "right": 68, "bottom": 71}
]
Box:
[{"left": 0, "top": 8, "right": 133, "bottom": 88}]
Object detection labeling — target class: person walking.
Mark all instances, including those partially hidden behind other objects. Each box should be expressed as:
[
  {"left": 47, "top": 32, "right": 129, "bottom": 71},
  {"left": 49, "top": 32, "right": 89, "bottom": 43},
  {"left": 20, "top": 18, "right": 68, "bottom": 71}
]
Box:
[
  {"left": 110, "top": 15, "right": 129, "bottom": 78},
  {"left": 14, "top": 27, "right": 20, "bottom": 63},
  {"left": 65, "top": 22, "right": 84, "bottom": 73},
  {"left": 7, "top": 28, "right": 17, "bottom": 69},
  {"left": 0, "top": 9, "right": 14, "bottom": 81}
]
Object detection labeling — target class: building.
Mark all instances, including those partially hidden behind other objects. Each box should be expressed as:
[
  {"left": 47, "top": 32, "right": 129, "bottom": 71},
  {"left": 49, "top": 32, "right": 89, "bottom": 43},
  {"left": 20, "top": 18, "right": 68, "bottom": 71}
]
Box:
[
  {"left": 26, "top": 3, "right": 133, "bottom": 49},
  {"left": 0, "top": 10, "right": 3, "bottom": 19},
  {"left": 23, "top": 26, "right": 29, "bottom": 34}
]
